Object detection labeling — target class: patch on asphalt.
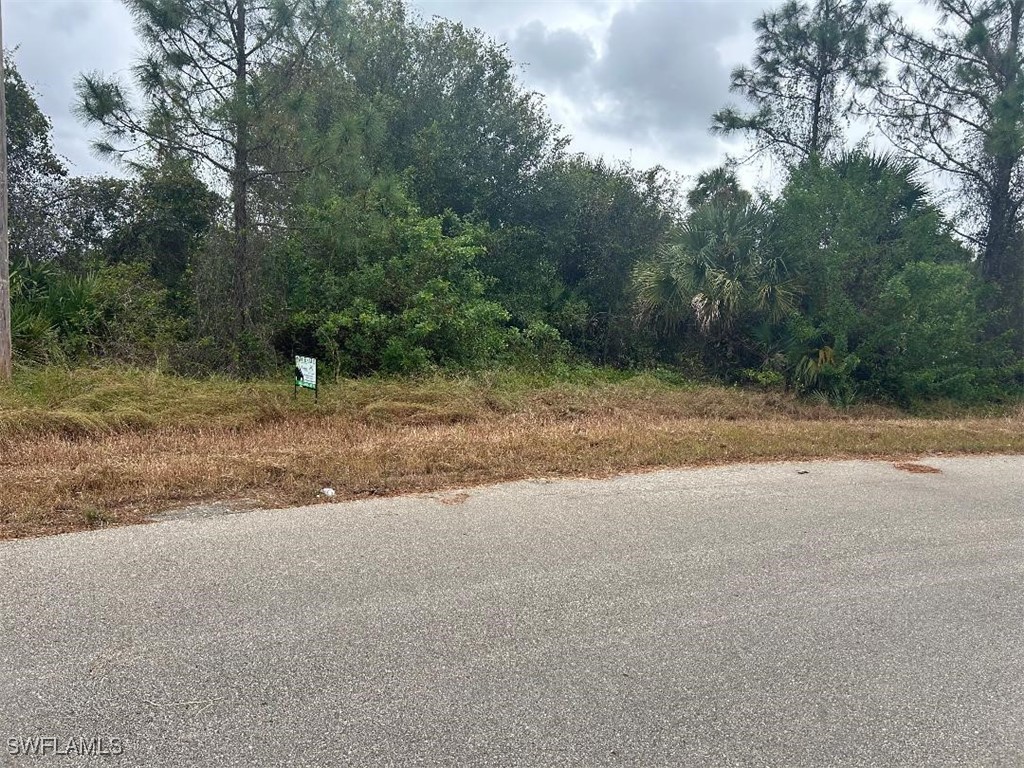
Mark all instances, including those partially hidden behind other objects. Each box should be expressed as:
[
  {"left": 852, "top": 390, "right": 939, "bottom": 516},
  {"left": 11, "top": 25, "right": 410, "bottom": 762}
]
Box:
[
  {"left": 894, "top": 462, "right": 942, "bottom": 474},
  {"left": 437, "top": 492, "right": 471, "bottom": 506},
  {"left": 150, "top": 500, "right": 257, "bottom": 521}
]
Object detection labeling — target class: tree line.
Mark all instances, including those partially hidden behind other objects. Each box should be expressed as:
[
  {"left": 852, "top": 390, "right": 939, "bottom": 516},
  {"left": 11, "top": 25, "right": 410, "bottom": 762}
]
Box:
[{"left": 6, "top": 0, "right": 1023, "bottom": 404}]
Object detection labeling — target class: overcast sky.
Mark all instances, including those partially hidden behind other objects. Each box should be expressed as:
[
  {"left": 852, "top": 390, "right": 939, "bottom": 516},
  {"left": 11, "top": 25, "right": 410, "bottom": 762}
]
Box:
[{"left": 4, "top": 0, "right": 778, "bottom": 185}]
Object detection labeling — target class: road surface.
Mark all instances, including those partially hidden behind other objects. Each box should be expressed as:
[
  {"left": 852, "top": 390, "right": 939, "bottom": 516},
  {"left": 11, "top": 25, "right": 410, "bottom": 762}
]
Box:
[{"left": 1, "top": 456, "right": 1022, "bottom": 766}]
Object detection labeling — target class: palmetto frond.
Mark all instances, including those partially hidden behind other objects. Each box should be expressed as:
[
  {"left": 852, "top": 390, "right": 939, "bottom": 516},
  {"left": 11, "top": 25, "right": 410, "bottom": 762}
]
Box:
[
  {"left": 632, "top": 243, "right": 691, "bottom": 331},
  {"left": 632, "top": 196, "right": 802, "bottom": 338}
]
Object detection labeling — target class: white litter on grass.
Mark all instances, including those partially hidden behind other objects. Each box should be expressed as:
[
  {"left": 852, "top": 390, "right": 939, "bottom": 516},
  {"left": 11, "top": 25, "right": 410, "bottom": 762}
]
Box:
[{"left": 320, "top": 487, "right": 336, "bottom": 498}]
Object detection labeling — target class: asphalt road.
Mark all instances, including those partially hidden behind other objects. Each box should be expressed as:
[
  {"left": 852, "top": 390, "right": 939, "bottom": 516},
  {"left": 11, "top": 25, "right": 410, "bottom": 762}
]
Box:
[{"left": 1, "top": 456, "right": 1022, "bottom": 766}]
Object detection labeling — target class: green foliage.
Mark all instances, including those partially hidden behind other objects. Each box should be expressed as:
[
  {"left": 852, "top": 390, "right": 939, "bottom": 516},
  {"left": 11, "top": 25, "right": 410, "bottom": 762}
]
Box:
[
  {"left": 91, "top": 263, "right": 187, "bottom": 364},
  {"left": 76, "top": 0, "right": 344, "bottom": 342},
  {"left": 678, "top": 203, "right": 797, "bottom": 331},
  {"left": 10, "top": 260, "right": 182, "bottom": 366},
  {"left": 772, "top": 152, "right": 1012, "bottom": 404},
  {"left": 739, "top": 368, "right": 785, "bottom": 390},
  {"left": 686, "top": 165, "right": 752, "bottom": 211},
  {"left": 634, "top": 200, "right": 797, "bottom": 373},
  {"left": 274, "top": 190, "right": 520, "bottom": 375},
  {"left": 119, "top": 160, "right": 220, "bottom": 301},
  {"left": 515, "top": 157, "right": 678, "bottom": 365},
  {"left": 2, "top": 0, "right": 1014, "bottom": 410},
  {"left": 51, "top": 177, "right": 135, "bottom": 272},
  {"left": 10, "top": 260, "right": 98, "bottom": 364},
  {"left": 874, "top": 1, "right": 1024, "bottom": 347},
  {"left": 356, "top": 7, "right": 565, "bottom": 223},
  {"left": 5, "top": 56, "right": 67, "bottom": 266},
  {"left": 863, "top": 262, "right": 1019, "bottom": 403}
]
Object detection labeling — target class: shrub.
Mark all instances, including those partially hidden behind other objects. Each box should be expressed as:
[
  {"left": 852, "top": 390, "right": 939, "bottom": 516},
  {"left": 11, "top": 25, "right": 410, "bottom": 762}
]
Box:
[
  {"left": 861, "top": 262, "right": 1018, "bottom": 403},
  {"left": 274, "top": 195, "right": 519, "bottom": 376},
  {"left": 10, "top": 259, "right": 181, "bottom": 366}
]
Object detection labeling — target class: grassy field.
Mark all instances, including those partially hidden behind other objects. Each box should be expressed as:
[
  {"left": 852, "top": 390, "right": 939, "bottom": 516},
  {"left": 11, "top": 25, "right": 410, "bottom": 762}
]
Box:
[{"left": 1, "top": 365, "right": 1021, "bottom": 540}]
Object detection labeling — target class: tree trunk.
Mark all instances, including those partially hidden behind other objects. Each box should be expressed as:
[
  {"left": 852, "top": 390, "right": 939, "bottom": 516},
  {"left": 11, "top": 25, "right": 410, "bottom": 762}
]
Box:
[
  {"left": 809, "top": 62, "right": 824, "bottom": 157},
  {"left": 982, "top": 2, "right": 1024, "bottom": 353},
  {"left": 808, "top": 0, "right": 831, "bottom": 159},
  {"left": 983, "top": 161, "right": 1018, "bottom": 284},
  {"left": 0, "top": 23, "right": 10, "bottom": 383},
  {"left": 231, "top": 0, "right": 252, "bottom": 337},
  {"left": 983, "top": 168, "right": 1024, "bottom": 353}
]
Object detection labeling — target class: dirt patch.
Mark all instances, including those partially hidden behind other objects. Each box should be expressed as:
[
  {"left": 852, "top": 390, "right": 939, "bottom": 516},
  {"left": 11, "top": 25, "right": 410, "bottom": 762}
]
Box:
[
  {"left": 894, "top": 462, "right": 943, "bottom": 474},
  {"left": 437, "top": 492, "right": 471, "bottom": 506}
]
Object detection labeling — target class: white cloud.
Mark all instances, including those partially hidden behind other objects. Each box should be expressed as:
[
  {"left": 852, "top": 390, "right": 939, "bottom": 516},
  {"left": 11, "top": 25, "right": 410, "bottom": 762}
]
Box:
[
  {"left": 6, "top": 0, "right": 136, "bottom": 175},
  {"left": 3, "top": 0, "right": 770, "bottom": 182}
]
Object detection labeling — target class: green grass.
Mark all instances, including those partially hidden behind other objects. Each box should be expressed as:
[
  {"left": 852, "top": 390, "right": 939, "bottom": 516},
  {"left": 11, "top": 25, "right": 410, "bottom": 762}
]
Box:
[
  {"left": 0, "top": 366, "right": 285, "bottom": 438},
  {"left": 3, "top": 363, "right": 1017, "bottom": 443},
  {"left": 0, "top": 364, "right": 704, "bottom": 440}
]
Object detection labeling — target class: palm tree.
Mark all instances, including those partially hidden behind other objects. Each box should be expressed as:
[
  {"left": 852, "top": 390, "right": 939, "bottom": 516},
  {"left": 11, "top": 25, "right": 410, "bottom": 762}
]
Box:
[
  {"left": 634, "top": 201, "right": 797, "bottom": 338},
  {"left": 686, "top": 165, "right": 752, "bottom": 210},
  {"left": 632, "top": 242, "right": 692, "bottom": 332}
]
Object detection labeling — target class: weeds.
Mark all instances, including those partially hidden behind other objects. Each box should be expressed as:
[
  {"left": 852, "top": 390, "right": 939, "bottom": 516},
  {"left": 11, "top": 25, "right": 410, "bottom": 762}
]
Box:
[{"left": 1, "top": 365, "right": 1021, "bottom": 540}]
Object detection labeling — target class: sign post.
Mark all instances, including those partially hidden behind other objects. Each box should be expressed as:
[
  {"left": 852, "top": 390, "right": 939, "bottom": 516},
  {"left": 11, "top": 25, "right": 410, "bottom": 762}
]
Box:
[{"left": 294, "top": 355, "right": 318, "bottom": 403}]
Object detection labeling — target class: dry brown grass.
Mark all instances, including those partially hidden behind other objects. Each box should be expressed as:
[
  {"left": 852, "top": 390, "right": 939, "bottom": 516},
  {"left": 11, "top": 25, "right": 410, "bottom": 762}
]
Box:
[{"left": 1, "top": 367, "right": 1021, "bottom": 540}]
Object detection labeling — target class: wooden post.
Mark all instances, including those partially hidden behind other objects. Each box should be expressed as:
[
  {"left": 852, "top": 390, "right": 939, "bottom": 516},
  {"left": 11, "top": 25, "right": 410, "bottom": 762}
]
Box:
[{"left": 0, "top": 1, "right": 11, "bottom": 383}]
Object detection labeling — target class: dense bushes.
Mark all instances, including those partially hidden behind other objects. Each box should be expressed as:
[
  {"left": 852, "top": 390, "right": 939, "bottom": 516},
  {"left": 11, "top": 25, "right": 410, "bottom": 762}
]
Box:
[
  {"left": 631, "top": 153, "right": 1019, "bottom": 404},
  {"left": 271, "top": 191, "right": 544, "bottom": 375},
  {"left": 863, "top": 263, "right": 1019, "bottom": 403},
  {"left": 10, "top": 260, "right": 181, "bottom": 366},
  {"left": 4, "top": 0, "right": 1021, "bottom": 409},
  {"left": 770, "top": 154, "right": 1018, "bottom": 404}
]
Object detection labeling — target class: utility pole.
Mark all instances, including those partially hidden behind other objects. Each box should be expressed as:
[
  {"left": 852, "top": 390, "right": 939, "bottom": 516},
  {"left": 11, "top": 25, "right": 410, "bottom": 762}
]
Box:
[{"left": 0, "top": 0, "right": 10, "bottom": 383}]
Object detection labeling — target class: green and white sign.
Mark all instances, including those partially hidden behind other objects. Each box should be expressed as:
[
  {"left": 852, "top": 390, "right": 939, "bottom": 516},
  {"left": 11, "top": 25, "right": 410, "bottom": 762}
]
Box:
[{"left": 295, "top": 355, "right": 317, "bottom": 391}]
